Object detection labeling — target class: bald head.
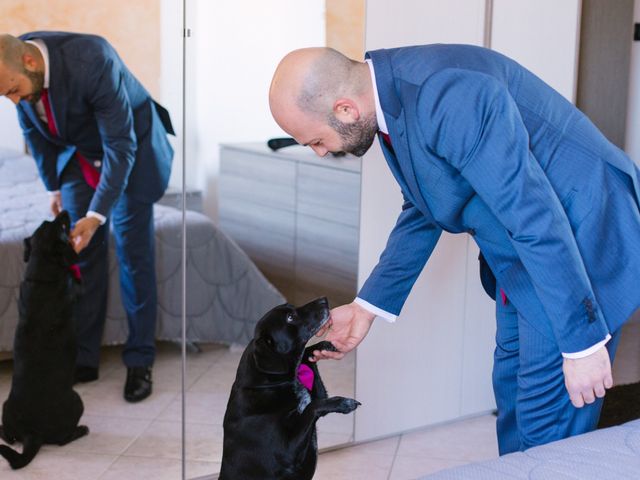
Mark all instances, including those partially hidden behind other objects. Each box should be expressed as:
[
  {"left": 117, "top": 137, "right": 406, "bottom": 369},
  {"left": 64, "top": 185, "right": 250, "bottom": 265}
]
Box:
[
  {"left": 269, "top": 47, "right": 377, "bottom": 157},
  {"left": 0, "top": 34, "right": 45, "bottom": 105},
  {"left": 272, "top": 47, "right": 363, "bottom": 115},
  {"left": 0, "top": 34, "right": 27, "bottom": 71}
]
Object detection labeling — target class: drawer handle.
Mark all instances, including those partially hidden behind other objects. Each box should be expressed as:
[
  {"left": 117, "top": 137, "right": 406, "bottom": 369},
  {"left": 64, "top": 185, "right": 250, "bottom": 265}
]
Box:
[
  {"left": 267, "top": 137, "right": 299, "bottom": 151},
  {"left": 267, "top": 137, "right": 346, "bottom": 157}
]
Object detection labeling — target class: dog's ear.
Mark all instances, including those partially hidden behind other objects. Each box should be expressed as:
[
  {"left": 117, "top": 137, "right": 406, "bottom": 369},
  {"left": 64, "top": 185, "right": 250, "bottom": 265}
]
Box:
[
  {"left": 23, "top": 237, "right": 32, "bottom": 262},
  {"left": 252, "top": 337, "right": 289, "bottom": 375}
]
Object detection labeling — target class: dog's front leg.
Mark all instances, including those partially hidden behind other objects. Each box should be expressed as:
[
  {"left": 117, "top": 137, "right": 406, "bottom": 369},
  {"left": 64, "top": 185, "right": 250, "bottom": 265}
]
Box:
[
  {"left": 304, "top": 341, "right": 338, "bottom": 359},
  {"left": 290, "top": 396, "right": 360, "bottom": 439},
  {"left": 307, "top": 396, "right": 360, "bottom": 419}
]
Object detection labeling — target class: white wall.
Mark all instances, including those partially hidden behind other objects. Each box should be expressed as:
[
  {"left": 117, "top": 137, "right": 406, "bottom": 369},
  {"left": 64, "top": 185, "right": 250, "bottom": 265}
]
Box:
[
  {"left": 161, "top": 0, "right": 186, "bottom": 194},
  {"left": 491, "top": 0, "right": 582, "bottom": 102},
  {"left": 187, "top": 0, "right": 325, "bottom": 221},
  {"left": 626, "top": 0, "right": 640, "bottom": 165},
  {"left": 0, "top": 99, "right": 24, "bottom": 152}
]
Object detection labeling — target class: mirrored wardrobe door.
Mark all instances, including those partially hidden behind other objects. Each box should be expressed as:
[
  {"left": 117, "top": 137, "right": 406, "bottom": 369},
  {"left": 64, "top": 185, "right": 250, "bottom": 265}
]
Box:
[
  {"left": 181, "top": 1, "right": 357, "bottom": 478},
  {"left": 0, "top": 1, "right": 187, "bottom": 477}
]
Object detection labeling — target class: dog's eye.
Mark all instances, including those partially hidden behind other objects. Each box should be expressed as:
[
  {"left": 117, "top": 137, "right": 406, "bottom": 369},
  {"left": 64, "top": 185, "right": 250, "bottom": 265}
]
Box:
[{"left": 286, "top": 313, "right": 294, "bottom": 323}]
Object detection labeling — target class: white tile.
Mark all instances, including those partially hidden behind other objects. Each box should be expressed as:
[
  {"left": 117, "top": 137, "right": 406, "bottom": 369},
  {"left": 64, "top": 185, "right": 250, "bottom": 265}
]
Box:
[
  {"left": 396, "top": 415, "right": 498, "bottom": 463},
  {"left": 0, "top": 450, "right": 116, "bottom": 480},
  {"left": 45, "top": 414, "right": 152, "bottom": 456},
  {"left": 157, "top": 392, "right": 229, "bottom": 426},
  {"left": 187, "top": 350, "right": 243, "bottom": 394},
  {"left": 314, "top": 437, "right": 399, "bottom": 480},
  {"left": 99, "top": 456, "right": 218, "bottom": 480},
  {"left": 125, "top": 420, "right": 223, "bottom": 463},
  {"left": 81, "top": 377, "right": 178, "bottom": 420},
  {"left": 389, "top": 455, "right": 469, "bottom": 479}
]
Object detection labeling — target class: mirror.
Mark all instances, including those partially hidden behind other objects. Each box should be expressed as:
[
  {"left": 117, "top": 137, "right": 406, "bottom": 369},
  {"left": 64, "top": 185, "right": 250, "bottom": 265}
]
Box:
[
  {"left": 0, "top": 0, "right": 191, "bottom": 477},
  {"left": 181, "top": 0, "right": 356, "bottom": 476}
]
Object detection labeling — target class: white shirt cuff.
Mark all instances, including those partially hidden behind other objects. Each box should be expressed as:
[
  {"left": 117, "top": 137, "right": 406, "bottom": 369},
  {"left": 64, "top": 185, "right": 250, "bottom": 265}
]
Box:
[
  {"left": 562, "top": 334, "right": 611, "bottom": 359},
  {"left": 48, "top": 190, "right": 60, "bottom": 195},
  {"left": 354, "top": 297, "right": 397, "bottom": 323},
  {"left": 87, "top": 210, "right": 107, "bottom": 225}
]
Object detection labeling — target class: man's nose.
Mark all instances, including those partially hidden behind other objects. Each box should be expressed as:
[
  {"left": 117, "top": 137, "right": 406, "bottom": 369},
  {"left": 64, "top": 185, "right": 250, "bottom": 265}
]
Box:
[{"left": 311, "top": 145, "right": 328, "bottom": 157}]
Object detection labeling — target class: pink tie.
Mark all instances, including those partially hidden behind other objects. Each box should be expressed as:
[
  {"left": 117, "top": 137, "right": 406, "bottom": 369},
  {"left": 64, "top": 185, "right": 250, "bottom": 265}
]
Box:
[{"left": 41, "top": 88, "right": 100, "bottom": 190}]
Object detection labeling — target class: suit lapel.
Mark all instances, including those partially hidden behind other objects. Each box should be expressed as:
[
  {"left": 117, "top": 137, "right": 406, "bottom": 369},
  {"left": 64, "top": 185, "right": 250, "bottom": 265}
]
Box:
[
  {"left": 20, "top": 102, "right": 69, "bottom": 148},
  {"left": 388, "top": 109, "right": 436, "bottom": 217},
  {"left": 43, "top": 38, "right": 69, "bottom": 141},
  {"left": 367, "top": 49, "right": 437, "bottom": 223}
]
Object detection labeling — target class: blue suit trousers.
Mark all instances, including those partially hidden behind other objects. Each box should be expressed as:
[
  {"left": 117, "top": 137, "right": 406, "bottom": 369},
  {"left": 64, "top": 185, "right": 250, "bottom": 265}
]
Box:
[
  {"left": 492, "top": 293, "right": 623, "bottom": 455},
  {"left": 60, "top": 159, "right": 157, "bottom": 368}
]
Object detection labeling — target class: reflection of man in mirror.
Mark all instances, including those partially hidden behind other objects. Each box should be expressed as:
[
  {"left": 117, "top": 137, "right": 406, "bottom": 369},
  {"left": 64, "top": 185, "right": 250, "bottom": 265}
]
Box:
[
  {"left": 269, "top": 47, "right": 640, "bottom": 453},
  {"left": 0, "top": 32, "right": 174, "bottom": 403}
]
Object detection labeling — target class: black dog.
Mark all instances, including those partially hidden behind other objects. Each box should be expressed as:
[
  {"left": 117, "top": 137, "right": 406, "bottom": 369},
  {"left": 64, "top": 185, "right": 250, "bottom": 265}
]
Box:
[
  {"left": 0, "top": 211, "right": 88, "bottom": 469},
  {"left": 220, "top": 297, "right": 360, "bottom": 480}
]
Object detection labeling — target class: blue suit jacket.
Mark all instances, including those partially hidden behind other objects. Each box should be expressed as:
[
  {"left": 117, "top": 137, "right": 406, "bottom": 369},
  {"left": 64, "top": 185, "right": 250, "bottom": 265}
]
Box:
[
  {"left": 359, "top": 45, "right": 640, "bottom": 354},
  {"left": 16, "top": 31, "right": 174, "bottom": 217}
]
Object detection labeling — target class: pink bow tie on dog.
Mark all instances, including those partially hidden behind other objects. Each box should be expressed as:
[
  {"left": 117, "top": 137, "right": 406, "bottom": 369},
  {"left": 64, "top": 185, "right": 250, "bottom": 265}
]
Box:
[{"left": 297, "top": 364, "right": 314, "bottom": 391}]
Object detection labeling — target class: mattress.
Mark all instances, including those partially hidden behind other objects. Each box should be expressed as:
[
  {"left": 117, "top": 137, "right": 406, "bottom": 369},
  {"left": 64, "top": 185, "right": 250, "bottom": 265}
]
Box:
[
  {"left": 421, "top": 419, "right": 640, "bottom": 480},
  {"left": 0, "top": 147, "right": 285, "bottom": 351}
]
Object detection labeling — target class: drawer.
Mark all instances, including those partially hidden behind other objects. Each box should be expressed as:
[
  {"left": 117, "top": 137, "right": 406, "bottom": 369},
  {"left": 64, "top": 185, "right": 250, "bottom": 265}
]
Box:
[
  {"left": 219, "top": 199, "right": 294, "bottom": 236},
  {"left": 220, "top": 150, "right": 296, "bottom": 210},
  {"left": 295, "top": 214, "right": 359, "bottom": 276},
  {"left": 297, "top": 164, "right": 360, "bottom": 226},
  {"left": 220, "top": 149, "right": 296, "bottom": 185}
]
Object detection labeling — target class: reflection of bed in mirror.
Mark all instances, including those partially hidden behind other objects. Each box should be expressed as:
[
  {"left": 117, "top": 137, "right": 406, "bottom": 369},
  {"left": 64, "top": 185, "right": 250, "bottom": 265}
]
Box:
[{"left": 0, "top": 147, "right": 285, "bottom": 353}]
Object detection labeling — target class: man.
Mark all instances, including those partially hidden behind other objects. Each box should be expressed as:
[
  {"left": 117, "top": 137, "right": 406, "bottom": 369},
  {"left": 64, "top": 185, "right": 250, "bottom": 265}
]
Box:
[
  {"left": 0, "top": 32, "right": 174, "bottom": 402},
  {"left": 269, "top": 46, "right": 640, "bottom": 454}
]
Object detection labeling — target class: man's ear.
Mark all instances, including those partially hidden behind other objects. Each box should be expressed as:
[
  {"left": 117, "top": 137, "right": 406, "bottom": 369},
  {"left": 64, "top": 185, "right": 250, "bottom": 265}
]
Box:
[
  {"left": 23, "top": 237, "right": 32, "bottom": 263},
  {"left": 22, "top": 52, "right": 38, "bottom": 73},
  {"left": 333, "top": 98, "right": 360, "bottom": 124},
  {"left": 252, "top": 337, "right": 289, "bottom": 375}
]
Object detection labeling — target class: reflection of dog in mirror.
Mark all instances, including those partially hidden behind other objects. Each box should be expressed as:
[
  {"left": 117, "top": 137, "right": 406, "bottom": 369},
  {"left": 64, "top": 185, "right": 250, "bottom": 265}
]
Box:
[
  {"left": 0, "top": 211, "right": 88, "bottom": 470},
  {"left": 220, "top": 297, "right": 360, "bottom": 480}
]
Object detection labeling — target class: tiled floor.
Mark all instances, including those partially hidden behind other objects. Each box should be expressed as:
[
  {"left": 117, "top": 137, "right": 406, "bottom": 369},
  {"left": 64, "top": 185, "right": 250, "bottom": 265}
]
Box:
[{"left": 0, "top": 318, "right": 638, "bottom": 479}]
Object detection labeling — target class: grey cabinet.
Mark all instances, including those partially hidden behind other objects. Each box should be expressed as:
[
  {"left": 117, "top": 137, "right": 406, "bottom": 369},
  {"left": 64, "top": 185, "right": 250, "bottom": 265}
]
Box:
[{"left": 219, "top": 143, "right": 361, "bottom": 307}]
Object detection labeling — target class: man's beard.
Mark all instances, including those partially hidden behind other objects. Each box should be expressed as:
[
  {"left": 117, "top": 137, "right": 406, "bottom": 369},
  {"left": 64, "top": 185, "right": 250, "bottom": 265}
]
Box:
[
  {"left": 327, "top": 113, "right": 378, "bottom": 158},
  {"left": 23, "top": 68, "right": 44, "bottom": 104}
]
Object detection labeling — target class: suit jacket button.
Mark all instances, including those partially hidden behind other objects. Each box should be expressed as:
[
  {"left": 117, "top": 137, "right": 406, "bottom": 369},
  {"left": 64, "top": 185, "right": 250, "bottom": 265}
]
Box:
[{"left": 93, "top": 160, "right": 102, "bottom": 168}]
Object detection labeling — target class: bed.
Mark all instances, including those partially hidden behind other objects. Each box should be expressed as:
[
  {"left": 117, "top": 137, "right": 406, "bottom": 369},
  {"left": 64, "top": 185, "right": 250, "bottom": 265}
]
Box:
[
  {"left": 421, "top": 419, "right": 640, "bottom": 479},
  {"left": 0, "top": 147, "right": 285, "bottom": 352}
]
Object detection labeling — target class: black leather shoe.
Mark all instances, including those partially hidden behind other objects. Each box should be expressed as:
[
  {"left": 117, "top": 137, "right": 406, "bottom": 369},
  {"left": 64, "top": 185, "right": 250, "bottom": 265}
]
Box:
[
  {"left": 124, "top": 366, "right": 153, "bottom": 403},
  {"left": 74, "top": 366, "right": 99, "bottom": 384}
]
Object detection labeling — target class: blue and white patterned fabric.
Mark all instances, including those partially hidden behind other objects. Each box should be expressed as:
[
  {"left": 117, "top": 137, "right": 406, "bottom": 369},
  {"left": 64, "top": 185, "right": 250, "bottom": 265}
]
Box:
[{"left": 422, "top": 419, "right": 640, "bottom": 479}]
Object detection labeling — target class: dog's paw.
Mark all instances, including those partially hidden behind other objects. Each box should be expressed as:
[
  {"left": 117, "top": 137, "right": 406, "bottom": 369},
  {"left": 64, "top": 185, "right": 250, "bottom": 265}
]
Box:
[
  {"left": 332, "top": 396, "right": 361, "bottom": 414},
  {"left": 307, "top": 341, "right": 339, "bottom": 353}
]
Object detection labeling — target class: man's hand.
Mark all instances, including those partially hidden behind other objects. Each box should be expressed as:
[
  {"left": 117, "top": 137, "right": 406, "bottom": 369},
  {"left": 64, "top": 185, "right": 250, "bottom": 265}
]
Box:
[
  {"left": 70, "top": 216, "right": 101, "bottom": 253},
  {"left": 310, "top": 302, "right": 376, "bottom": 362},
  {"left": 562, "top": 345, "right": 613, "bottom": 408},
  {"left": 49, "top": 192, "right": 62, "bottom": 216}
]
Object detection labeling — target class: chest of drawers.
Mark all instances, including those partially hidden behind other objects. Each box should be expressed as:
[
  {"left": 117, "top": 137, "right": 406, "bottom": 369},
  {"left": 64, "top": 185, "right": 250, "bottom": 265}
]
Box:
[{"left": 219, "top": 143, "right": 362, "bottom": 307}]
